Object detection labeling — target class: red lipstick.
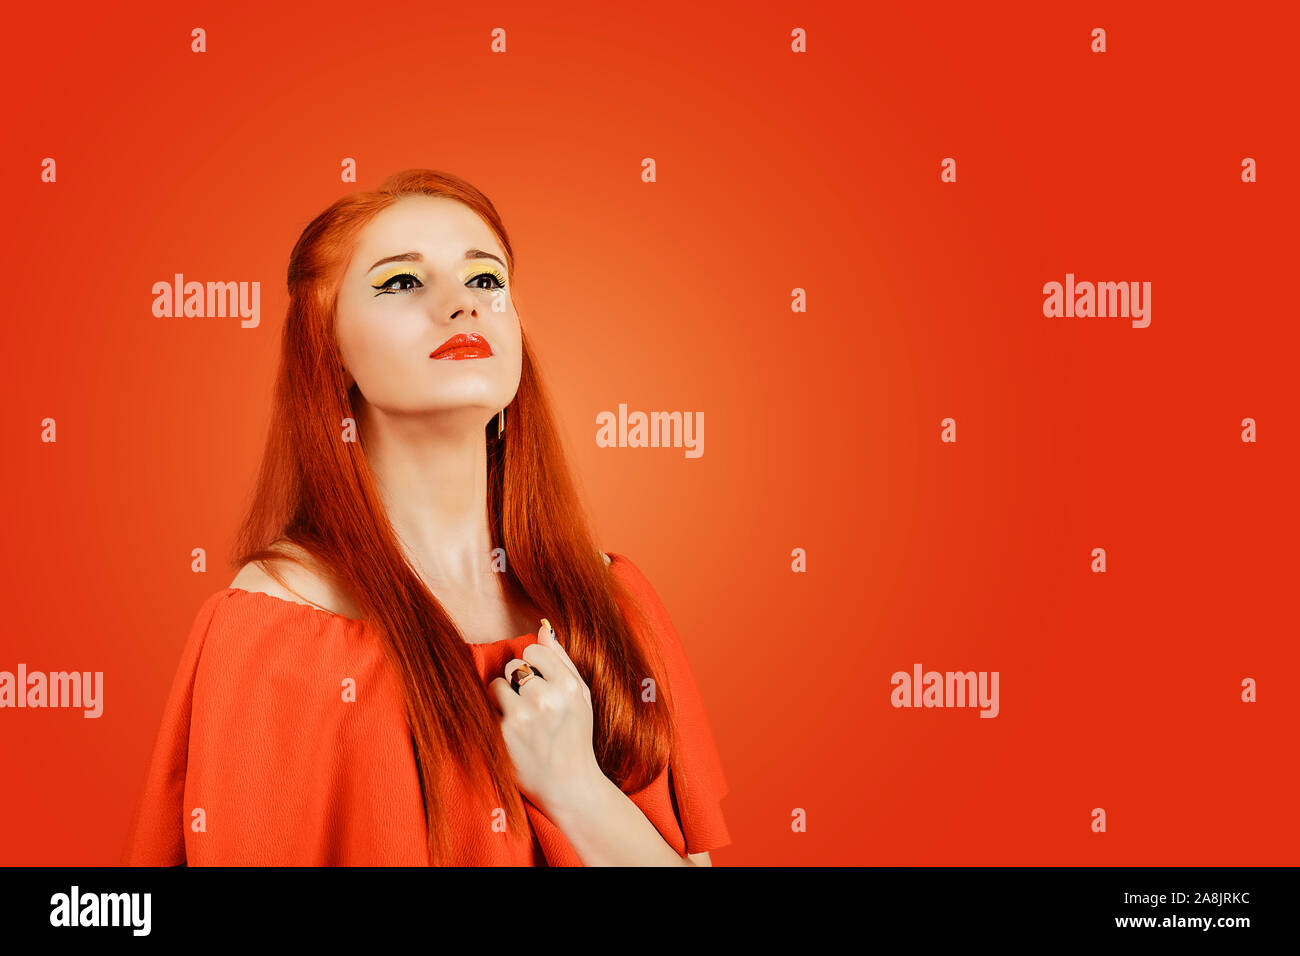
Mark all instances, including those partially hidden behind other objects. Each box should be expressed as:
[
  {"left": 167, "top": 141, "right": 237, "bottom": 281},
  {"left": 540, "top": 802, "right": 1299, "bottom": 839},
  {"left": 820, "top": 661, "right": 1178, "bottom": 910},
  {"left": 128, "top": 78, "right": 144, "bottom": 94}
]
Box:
[{"left": 430, "top": 332, "right": 494, "bottom": 360}]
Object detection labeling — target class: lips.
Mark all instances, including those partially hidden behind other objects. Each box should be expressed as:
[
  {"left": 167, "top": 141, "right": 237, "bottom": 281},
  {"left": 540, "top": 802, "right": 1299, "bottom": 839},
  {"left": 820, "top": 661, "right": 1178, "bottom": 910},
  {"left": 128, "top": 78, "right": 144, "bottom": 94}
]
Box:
[{"left": 430, "top": 332, "right": 494, "bottom": 360}]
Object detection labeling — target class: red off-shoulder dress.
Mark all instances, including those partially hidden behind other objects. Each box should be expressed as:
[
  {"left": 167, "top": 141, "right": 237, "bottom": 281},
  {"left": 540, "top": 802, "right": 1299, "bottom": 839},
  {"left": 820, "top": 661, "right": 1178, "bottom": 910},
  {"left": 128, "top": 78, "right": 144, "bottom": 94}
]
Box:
[{"left": 121, "top": 552, "right": 730, "bottom": 865}]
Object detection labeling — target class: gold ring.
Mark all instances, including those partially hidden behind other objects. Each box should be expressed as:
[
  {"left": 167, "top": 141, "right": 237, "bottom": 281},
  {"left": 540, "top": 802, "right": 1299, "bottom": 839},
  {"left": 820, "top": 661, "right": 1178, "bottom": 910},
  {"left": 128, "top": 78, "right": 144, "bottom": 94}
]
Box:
[{"left": 510, "top": 662, "right": 539, "bottom": 692}]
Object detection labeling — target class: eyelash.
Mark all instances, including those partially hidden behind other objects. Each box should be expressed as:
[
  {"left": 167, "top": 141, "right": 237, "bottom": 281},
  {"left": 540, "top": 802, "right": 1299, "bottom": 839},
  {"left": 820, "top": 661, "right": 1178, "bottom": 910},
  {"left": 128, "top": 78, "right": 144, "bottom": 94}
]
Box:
[{"left": 372, "top": 271, "right": 506, "bottom": 295}]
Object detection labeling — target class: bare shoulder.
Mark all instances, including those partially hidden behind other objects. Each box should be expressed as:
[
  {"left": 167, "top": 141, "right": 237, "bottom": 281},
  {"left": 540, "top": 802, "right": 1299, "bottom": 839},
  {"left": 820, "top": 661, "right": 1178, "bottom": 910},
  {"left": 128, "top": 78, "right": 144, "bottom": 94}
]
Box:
[{"left": 229, "top": 539, "right": 361, "bottom": 619}]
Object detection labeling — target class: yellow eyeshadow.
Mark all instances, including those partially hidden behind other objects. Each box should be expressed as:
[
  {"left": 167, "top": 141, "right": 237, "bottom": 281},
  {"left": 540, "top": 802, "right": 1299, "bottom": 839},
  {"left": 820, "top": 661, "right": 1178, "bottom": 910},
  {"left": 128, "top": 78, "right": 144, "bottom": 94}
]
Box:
[{"left": 371, "top": 265, "right": 423, "bottom": 287}]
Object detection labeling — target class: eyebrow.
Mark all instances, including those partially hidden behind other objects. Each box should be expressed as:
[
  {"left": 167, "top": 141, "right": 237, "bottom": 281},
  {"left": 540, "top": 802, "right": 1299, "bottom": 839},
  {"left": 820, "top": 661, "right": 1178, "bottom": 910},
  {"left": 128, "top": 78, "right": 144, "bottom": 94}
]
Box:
[{"left": 367, "top": 249, "right": 506, "bottom": 273}]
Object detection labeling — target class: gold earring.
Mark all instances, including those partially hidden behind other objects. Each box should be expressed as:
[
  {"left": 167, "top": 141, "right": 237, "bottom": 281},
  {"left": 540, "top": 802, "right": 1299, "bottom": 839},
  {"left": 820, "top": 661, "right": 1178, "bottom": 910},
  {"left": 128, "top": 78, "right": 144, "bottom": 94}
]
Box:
[{"left": 498, "top": 406, "right": 506, "bottom": 437}]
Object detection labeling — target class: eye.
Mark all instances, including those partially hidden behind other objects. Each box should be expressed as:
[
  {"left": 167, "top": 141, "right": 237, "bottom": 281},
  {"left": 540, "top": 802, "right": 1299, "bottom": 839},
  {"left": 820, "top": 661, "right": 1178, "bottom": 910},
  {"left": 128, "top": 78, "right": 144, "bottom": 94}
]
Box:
[
  {"left": 372, "top": 272, "right": 422, "bottom": 295},
  {"left": 467, "top": 271, "right": 506, "bottom": 291}
]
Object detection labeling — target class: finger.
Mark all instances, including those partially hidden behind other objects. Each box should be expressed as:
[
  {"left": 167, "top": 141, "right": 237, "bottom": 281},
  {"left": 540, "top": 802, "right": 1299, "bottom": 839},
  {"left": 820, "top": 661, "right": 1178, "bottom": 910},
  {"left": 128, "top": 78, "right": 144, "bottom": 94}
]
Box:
[
  {"left": 536, "top": 618, "right": 583, "bottom": 682},
  {"left": 488, "top": 676, "right": 519, "bottom": 714},
  {"left": 521, "top": 644, "right": 589, "bottom": 702}
]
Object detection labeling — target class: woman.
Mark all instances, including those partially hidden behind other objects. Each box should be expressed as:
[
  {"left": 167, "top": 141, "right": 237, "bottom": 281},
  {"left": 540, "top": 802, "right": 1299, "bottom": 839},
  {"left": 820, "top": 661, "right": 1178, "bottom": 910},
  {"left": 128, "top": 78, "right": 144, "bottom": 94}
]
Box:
[{"left": 122, "top": 169, "right": 729, "bottom": 866}]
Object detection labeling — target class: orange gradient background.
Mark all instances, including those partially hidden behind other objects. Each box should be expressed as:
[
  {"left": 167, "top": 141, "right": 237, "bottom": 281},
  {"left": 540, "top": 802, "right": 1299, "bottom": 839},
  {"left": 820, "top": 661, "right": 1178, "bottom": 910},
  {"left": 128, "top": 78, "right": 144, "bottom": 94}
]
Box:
[{"left": 2, "top": 1, "right": 1296, "bottom": 865}]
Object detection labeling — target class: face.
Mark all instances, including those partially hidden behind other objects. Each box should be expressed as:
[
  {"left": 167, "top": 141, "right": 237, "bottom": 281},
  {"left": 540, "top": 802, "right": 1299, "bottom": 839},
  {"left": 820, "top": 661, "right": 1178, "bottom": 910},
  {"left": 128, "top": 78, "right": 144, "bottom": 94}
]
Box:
[{"left": 334, "top": 195, "right": 521, "bottom": 427}]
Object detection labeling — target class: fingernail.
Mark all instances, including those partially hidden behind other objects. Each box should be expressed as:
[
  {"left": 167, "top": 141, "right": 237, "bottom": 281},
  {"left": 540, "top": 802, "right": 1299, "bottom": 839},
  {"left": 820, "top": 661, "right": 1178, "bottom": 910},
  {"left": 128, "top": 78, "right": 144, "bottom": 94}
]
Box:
[{"left": 541, "top": 617, "right": 553, "bottom": 638}]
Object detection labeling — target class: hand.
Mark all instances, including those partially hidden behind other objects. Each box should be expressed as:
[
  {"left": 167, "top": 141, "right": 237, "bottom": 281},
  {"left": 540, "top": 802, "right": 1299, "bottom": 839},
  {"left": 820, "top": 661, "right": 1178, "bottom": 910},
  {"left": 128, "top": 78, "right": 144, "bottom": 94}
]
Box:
[{"left": 488, "top": 619, "right": 605, "bottom": 817}]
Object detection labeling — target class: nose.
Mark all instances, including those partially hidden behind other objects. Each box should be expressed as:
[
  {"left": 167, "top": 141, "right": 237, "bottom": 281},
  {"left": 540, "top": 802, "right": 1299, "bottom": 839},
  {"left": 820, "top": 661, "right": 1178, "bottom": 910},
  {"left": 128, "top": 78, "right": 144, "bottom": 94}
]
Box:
[{"left": 439, "top": 284, "right": 479, "bottom": 322}]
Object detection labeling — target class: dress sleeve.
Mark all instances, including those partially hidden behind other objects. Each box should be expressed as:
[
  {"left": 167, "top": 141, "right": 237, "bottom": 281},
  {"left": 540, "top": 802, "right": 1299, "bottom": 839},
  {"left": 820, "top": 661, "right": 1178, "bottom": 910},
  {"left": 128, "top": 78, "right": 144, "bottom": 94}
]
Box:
[
  {"left": 609, "top": 553, "right": 731, "bottom": 854},
  {"left": 121, "top": 591, "right": 224, "bottom": 865},
  {"left": 122, "top": 590, "right": 428, "bottom": 866}
]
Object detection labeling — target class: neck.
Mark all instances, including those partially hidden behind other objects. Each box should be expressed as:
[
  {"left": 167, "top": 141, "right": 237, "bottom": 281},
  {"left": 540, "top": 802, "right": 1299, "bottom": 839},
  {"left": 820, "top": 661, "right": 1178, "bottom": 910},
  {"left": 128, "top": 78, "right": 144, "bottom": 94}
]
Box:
[{"left": 359, "top": 401, "right": 498, "bottom": 594}]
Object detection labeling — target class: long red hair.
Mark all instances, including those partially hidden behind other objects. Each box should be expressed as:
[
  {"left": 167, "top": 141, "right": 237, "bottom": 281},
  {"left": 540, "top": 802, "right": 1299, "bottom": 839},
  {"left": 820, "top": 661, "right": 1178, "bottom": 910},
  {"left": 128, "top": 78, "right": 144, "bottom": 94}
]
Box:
[{"left": 230, "top": 169, "right": 679, "bottom": 864}]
